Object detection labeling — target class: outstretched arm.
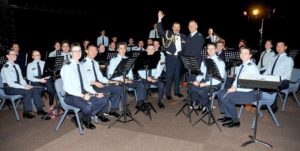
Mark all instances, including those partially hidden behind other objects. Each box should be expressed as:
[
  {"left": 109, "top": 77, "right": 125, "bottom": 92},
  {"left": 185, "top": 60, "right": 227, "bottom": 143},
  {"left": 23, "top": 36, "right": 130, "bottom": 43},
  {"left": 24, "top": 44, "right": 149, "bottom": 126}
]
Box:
[{"left": 157, "top": 10, "right": 166, "bottom": 37}]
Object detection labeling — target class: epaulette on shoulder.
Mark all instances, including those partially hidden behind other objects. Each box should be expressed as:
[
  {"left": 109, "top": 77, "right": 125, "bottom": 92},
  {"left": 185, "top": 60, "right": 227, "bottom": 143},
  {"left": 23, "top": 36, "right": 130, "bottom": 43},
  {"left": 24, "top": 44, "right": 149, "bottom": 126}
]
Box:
[
  {"left": 4, "top": 64, "right": 9, "bottom": 68},
  {"left": 81, "top": 59, "right": 87, "bottom": 63},
  {"left": 247, "top": 62, "right": 253, "bottom": 66}
]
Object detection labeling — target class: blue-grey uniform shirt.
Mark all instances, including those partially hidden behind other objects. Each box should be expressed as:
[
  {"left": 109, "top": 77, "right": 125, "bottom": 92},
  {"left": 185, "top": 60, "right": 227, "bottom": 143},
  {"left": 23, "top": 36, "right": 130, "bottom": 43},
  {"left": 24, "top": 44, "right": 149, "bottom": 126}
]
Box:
[
  {"left": 81, "top": 57, "right": 109, "bottom": 84},
  {"left": 60, "top": 59, "right": 96, "bottom": 97},
  {"left": 233, "top": 60, "right": 260, "bottom": 92},
  {"left": 26, "top": 60, "right": 45, "bottom": 82},
  {"left": 1, "top": 61, "right": 27, "bottom": 89},
  {"left": 264, "top": 52, "right": 294, "bottom": 80},
  {"left": 107, "top": 54, "right": 133, "bottom": 81},
  {"left": 196, "top": 55, "right": 225, "bottom": 85}
]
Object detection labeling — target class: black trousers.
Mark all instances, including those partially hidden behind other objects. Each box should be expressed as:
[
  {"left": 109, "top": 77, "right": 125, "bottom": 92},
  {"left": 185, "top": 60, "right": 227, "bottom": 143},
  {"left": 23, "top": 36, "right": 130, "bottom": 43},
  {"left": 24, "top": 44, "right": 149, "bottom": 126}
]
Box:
[{"left": 30, "top": 79, "right": 56, "bottom": 106}]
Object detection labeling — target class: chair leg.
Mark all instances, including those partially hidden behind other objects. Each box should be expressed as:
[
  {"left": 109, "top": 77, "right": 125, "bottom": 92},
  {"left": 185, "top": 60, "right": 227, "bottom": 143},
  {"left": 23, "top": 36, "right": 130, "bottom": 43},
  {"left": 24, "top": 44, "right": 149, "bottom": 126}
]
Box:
[
  {"left": 281, "top": 92, "right": 289, "bottom": 111},
  {"left": 55, "top": 110, "right": 68, "bottom": 131},
  {"left": 238, "top": 105, "right": 244, "bottom": 119},
  {"left": 267, "top": 105, "right": 280, "bottom": 128},
  {"left": 11, "top": 99, "right": 20, "bottom": 121},
  {"left": 278, "top": 93, "right": 284, "bottom": 102},
  {"left": 74, "top": 112, "right": 83, "bottom": 135},
  {"left": 292, "top": 92, "right": 300, "bottom": 107},
  {"left": 0, "top": 99, "right": 6, "bottom": 111}
]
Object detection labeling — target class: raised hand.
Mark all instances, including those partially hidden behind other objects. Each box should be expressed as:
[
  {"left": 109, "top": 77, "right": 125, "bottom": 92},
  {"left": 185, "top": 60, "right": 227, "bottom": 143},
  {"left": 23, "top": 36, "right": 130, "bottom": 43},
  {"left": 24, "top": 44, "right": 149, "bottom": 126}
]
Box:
[{"left": 158, "top": 10, "right": 165, "bottom": 22}]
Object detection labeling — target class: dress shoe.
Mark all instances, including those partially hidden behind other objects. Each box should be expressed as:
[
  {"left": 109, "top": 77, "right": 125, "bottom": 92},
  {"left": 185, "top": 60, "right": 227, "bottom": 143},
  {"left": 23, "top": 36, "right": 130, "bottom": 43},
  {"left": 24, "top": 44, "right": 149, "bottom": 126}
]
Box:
[
  {"left": 37, "top": 109, "right": 48, "bottom": 116},
  {"left": 83, "top": 121, "right": 96, "bottom": 129},
  {"left": 135, "top": 104, "right": 145, "bottom": 112},
  {"left": 175, "top": 93, "right": 184, "bottom": 97},
  {"left": 166, "top": 95, "right": 173, "bottom": 100},
  {"left": 158, "top": 102, "right": 165, "bottom": 109},
  {"left": 222, "top": 121, "right": 240, "bottom": 128},
  {"left": 23, "top": 112, "right": 35, "bottom": 119},
  {"left": 98, "top": 115, "right": 110, "bottom": 122},
  {"left": 217, "top": 117, "right": 232, "bottom": 123},
  {"left": 109, "top": 111, "right": 120, "bottom": 118}
]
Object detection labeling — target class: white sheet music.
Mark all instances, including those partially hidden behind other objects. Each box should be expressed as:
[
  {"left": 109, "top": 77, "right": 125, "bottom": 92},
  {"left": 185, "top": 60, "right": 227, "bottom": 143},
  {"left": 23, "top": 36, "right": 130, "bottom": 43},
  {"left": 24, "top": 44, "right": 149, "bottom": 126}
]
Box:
[{"left": 240, "top": 74, "right": 280, "bottom": 82}]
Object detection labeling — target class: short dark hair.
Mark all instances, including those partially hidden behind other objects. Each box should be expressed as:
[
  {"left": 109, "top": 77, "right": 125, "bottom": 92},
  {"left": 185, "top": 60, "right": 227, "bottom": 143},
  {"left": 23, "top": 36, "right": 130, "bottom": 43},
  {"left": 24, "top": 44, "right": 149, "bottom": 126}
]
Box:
[
  {"left": 241, "top": 47, "right": 252, "bottom": 54},
  {"left": 277, "top": 41, "right": 286, "bottom": 46},
  {"left": 117, "top": 42, "right": 127, "bottom": 49},
  {"left": 6, "top": 49, "right": 15, "bottom": 55},
  {"left": 86, "top": 43, "right": 97, "bottom": 50},
  {"left": 206, "top": 42, "right": 216, "bottom": 48}
]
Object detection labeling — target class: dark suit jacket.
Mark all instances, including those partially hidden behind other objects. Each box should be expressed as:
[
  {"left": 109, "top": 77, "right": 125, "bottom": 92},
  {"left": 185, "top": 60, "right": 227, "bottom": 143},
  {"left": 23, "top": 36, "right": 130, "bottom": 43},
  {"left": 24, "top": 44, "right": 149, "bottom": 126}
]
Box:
[
  {"left": 218, "top": 51, "right": 226, "bottom": 63},
  {"left": 182, "top": 32, "right": 205, "bottom": 65},
  {"left": 157, "top": 22, "right": 185, "bottom": 55}
]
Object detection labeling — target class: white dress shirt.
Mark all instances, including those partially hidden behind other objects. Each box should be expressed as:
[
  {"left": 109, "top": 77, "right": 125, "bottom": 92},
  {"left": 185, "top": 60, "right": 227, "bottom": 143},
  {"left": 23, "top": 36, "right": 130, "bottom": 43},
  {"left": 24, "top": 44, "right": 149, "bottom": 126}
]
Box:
[{"left": 257, "top": 49, "right": 276, "bottom": 71}]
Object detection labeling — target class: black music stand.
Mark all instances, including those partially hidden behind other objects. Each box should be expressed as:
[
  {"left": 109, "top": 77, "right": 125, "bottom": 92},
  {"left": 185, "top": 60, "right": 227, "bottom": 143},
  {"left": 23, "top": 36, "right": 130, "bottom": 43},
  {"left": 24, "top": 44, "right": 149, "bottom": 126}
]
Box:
[
  {"left": 176, "top": 56, "right": 201, "bottom": 123},
  {"left": 192, "top": 58, "right": 222, "bottom": 131},
  {"left": 239, "top": 75, "right": 280, "bottom": 148},
  {"left": 133, "top": 54, "right": 159, "bottom": 120},
  {"left": 109, "top": 58, "right": 143, "bottom": 128},
  {"left": 42, "top": 56, "right": 64, "bottom": 120}
]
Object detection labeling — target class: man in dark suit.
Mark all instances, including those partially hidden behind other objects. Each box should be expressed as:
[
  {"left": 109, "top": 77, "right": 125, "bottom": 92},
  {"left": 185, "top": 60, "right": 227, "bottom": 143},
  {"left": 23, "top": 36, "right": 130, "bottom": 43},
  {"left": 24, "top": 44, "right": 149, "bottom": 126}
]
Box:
[
  {"left": 216, "top": 40, "right": 226, "bottom": 63},
  {"left": 157, "top": 10, "right": 185, "bottom": 100},
  {"left": 182, "top": 20, "right": 205, "bottom": 81}
]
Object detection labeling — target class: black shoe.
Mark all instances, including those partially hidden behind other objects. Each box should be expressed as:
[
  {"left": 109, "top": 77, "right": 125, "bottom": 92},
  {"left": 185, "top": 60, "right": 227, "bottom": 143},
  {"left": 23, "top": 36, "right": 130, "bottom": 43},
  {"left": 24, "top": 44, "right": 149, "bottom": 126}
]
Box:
[
  {"left": 135, "top": 104, "right": 145, "bottom": 112},
  {"left": 98, "top": 115, "right": 110, "bottom": 122},
  {"left": 166, "top": 95, "right": 173, "bottom": 100},
  {"left": 37, "top": 109, "right": 48, "bottom": 116},
  {"left": 218, "top": 117, "right": 232, "bottom": 123},
  {"left": 83, "top": 121, "right": 96, "bottom": 129},
  {"left": 222, "top": 121, "right": 240, "bottom": 128},
  {"left": 23, "top": 112, "right": 36, "bottom": 119},
  {"left": 175, "top": 93, "right": 184, "bottom": 97},
  {"left": 109, "top": 111, "right": 120, "bottom": 118},
  {"left": 158, "top": 102, "right": 165, "bottom": 109}
]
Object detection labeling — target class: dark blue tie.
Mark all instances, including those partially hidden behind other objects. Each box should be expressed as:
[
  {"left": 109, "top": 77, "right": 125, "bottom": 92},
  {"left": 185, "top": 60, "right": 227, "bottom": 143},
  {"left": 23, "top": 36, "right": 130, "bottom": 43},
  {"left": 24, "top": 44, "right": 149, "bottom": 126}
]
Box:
[
  {"left": 236, "top": 65, "right": 244, "bottom": 87},
  {"left": 92, "top": 61, "right": 99, "bottom": 82},
  {"left": 260, "top": 51, "right": 266, "bottom": 68},
  {"left": 13, "top": 65, "right": 20, "bottom": 84},
  {"left": 37, "top": 62, "right": 42, "bottom": 78},
  {"left": 77, "top": 64, "right": 87, "bottom": 94},
  {"left": 271, "top": 55, "right": 279, "bottom": 75}
]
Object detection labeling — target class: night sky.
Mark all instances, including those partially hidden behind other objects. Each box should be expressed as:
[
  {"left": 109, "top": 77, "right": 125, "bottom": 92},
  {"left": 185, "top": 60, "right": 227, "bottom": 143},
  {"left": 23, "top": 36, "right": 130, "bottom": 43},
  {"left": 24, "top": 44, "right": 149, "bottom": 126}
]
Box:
[{"left": 6, "top": 0, "right": 300, "bottom": 53}]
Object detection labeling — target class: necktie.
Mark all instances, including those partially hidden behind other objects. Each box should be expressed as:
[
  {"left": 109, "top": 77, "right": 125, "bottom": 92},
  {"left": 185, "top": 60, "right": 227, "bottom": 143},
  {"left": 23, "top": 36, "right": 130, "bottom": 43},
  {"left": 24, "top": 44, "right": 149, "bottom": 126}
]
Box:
[
  {"left": 236, "top": 65, "right": 244, "bottom": 87},
  {"left": 149, "top": 69, "right": 152, "bottom": 77},
  {"left": 77, "top": 64, "right": 87, "bottom": 94},
  {"left": 66, "top": 55, "right": 69, "bottom": 62},
  {"left": 271, "top": 55, "right": 280, "bottom": 75},
  {"left": 204, "top": 71, "right": 209, "bottom": 81},
  {"left": 13, "top": 65, "right": 20, "bottom": 84},
  {"left": 37, "top": 62, "right": 42, "bottom": 78},
  {"left": 260, "top": 51, "right": 266, "bottom": 68},
  {"left": 102, "top": 37, "right": 105, "bottom": 45},
  {"left": 92, "top": 61, "right": 99, "bottom": 82},
  {"left": 154, "top": 30, "right": 157, "bottom": 38}
]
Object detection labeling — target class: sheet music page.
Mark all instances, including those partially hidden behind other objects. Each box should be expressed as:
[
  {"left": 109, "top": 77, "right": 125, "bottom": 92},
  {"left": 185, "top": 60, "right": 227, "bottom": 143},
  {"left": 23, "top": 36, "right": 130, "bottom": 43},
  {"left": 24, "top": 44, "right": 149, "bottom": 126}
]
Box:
[{"left": 240, "top": 74, "right": 280, "bottom": 82}]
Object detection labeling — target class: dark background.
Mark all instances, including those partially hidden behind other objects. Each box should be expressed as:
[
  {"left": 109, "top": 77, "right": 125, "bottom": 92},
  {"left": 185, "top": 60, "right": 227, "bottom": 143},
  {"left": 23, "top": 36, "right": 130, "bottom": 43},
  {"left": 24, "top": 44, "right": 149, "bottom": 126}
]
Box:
[{"left": 4, "top": 0, "right": 300, "bottom": 54}]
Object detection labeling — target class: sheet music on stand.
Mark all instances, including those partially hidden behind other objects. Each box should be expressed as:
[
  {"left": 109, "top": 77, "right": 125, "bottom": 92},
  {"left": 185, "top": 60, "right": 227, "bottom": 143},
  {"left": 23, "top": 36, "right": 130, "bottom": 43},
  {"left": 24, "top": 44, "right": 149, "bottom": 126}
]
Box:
[
  {"left": 180, "top": 56, "right": 201, "bottom": 75},
  {"left": 0, "top": 55, "right": 7, "bottom": 68},
  {"left": 43, "top": 56, "right": 64, "bottom": 78},
  {"left": 110, "top": 58, "right": 136, "bottom": 79},
  {"left": 126, "top": 51, "right": 141, "bottom": 59},
  {"left": 224, "top": 50, "right": 240, "bottom": 63},
  {"left": 201, "top": 48, "right": 208, "bottom": 59},
  {"left": 106, "top": 52, "right": 118, "bottom": 60},
  {"left": 204, "top": 58, "right": 222, "bottom": 81},
  {"left": 289, "top": 49, "right": 299, "bottom": 60}
]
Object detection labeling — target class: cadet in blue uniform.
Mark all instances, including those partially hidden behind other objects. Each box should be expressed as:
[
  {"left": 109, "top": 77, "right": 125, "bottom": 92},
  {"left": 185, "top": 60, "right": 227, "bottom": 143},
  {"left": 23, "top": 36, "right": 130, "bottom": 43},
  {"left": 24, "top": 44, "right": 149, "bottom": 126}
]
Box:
[
  {"left": 217, "top": 47, "right": 260, "bottom": 128},
  {"left": 257, "top": 40, "right": 276, "bottom": 74},
  {"left": 1, "top": 49, "right": 48, "bottom": 119},
  {"left": 60, "top": 43, "right": 109, "bottom": 129},
  {"left": 157, "top": 10, "right": 185, "bottom": 100},
  {"left": 191, "top": 43, "right": 225, "bottom": 110},
  {"left": 81, "top": 44, "right": 122, "bottom": 118},
  {"left": 27, "top": 50, "right": 56, "bottom": 107},
  {"left": 137, "top": 45, "right": 165, "bottom": 108},
  {"left": 107, "top": 42, "right": 147, "bottom": 110},
  {"left": 263, "top": 41, "right": 294, "bottom": 112}
]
